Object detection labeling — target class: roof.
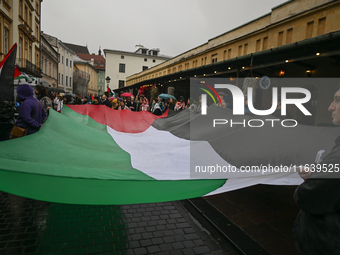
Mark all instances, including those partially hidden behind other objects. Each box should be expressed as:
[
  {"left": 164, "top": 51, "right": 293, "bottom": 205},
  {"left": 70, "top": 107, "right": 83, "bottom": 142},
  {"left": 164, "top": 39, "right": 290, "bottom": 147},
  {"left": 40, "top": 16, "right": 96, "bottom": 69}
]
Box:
[
  {"left": 73, "top": 55, "right": 98, "bottom": 72},
  {"left": 104, "top": 48, "right": 172, "bottom": 59},
  {"left": 63, "top": 43, "right": 90, "bottom": 54},
  {"left": 77, "top": 53, "right": 106, "bottom": 70}
]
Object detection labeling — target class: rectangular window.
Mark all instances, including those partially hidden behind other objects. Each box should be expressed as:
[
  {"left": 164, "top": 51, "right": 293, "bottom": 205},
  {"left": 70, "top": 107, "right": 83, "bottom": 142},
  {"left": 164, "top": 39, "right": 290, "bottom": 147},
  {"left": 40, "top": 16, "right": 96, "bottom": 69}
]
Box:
[
  {"left": 62, "top": 56, "right": 64, "bottom": 64},
  {"left": 49, "top": 62, "right": 51, "bottom": 76},
  {"left": 19, "top": 0, "right": 23, "bottom": 16},
  {"left": 243, "top": 44, "right": 248, "bottom": 55},
  {"left": 121, "top": 56, "right": 124, "bottom": 59},
  {"left": 19, "top": 38, "right": 23, "bottom": 59},
  {"left": 306, "top": 21, "right": 314, "bottom": 39},
  {"left": 286, "top": 28, "right": 293, "bottom": 44},
  {"left": 62, "top": 74, "right": 64, "bottom": 85},
  {"left": 36, "top": 2, "right": 39, "bottom": 15},
  {"left": 223, "top": 50, "right": 227, "bottom": 60},
  {"left": 70, "top": 77, "right": 72, "bottom": 87},
  {"left": 4, "top": 28, "right": 9, "bottom": 54},
  {"left": 211, "top": 54, "right": 218, "bottom": 63},
  {"left": 238, "top": 45, "right": 243, "bottom": 56},
  {"left": 119, "top": 80, "right": 125, "bottom": 89},
  {"left": 144, "top": 58, "right": 147, "bottom": 62},
  {"left": 59, "top": 73, "right": 60, "bottom": 83},
  {"left": 119, "top": 63, "right": 125, "bottom": 73},
  {"left": 263, "top": 37, "right": 268, "bottom": 50},
  {"left": 278, "top": 31, "right": 284, "bottom": 46},
  {"left": 70, "top": 61, "right": 72, "bottom": 67},
  {"left": 317, "top": 17, "right": 326, "bottom": 36},
  {"left": 29, "top": 45, "right": 32, "bottom": 62},
  {"left": 142, "top": 66, "right": 148, "bottom": 71},
  {"left": 24, "top": 6, "right": 27, "bottom": 22},
  {"left": 256, "top": 39, "right": 261, "bottom": 52},
  {"left": 29, "top": 12, "right": 32, "bottom": 27},
  {"left": 66, "top": 58, "right": 68, "bottom": 66},
  {"left": 228, "top": 49, "right": 232, "bottom": 59},
  {"left": 99, "top": 78, "right": 103, "bottom": 83},
  {"left": 35, "top": 24, "right": 39, "bottom": 40},
  {"left": 66, "top": 76, "right": 68, "bottom": 86}
]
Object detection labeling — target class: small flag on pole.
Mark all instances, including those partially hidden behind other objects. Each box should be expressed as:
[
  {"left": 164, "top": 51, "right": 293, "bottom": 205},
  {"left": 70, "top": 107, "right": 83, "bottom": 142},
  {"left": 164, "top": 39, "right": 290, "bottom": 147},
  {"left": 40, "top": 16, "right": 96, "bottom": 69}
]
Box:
[
  {"left": 0, "top": 43, "right": 17, "bottom": 101},
  {"left": 107, "top": 86, "right": 112, "bottom": 95}
]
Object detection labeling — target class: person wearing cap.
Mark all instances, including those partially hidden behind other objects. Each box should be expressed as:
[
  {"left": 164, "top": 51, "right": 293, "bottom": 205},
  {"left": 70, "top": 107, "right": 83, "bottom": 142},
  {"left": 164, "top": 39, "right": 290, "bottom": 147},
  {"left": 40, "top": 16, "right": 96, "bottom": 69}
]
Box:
[
  {"left": 174, "top": 96, "right": 186, "bottom": 111},
  {"left": 111, "top": 98, "right": 118, "bottom": 109}
]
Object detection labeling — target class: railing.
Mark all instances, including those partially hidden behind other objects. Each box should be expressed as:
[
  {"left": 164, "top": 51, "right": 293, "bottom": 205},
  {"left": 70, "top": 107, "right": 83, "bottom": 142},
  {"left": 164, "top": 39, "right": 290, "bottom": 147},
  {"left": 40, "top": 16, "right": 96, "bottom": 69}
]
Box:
[{"left": 16, "top": 58, "right": 42, "bottom": 77}]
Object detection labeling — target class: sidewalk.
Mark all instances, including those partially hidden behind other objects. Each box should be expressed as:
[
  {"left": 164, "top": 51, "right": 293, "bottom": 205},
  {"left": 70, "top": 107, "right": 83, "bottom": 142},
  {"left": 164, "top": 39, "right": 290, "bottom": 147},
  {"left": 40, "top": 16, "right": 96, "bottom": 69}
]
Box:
[
  {"left": 202, "top": 184, "right": 300, "bottom": 255},
  {"left": 0, "top": 191, "right": 239, "bottom": 255}
]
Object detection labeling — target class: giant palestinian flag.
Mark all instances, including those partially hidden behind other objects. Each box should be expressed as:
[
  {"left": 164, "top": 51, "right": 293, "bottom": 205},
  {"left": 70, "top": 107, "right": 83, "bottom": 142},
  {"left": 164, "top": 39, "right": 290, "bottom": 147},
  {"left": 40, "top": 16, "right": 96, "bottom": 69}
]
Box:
[{"left": 0, "top": 105, "right": 339, "bottom": 205}]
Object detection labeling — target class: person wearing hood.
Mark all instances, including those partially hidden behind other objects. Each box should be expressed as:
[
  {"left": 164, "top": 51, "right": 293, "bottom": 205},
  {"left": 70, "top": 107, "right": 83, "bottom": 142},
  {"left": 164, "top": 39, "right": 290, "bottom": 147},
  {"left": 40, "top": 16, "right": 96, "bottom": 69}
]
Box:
[{"left": 12, "top": 84, "right": 46, "bottom": 138}]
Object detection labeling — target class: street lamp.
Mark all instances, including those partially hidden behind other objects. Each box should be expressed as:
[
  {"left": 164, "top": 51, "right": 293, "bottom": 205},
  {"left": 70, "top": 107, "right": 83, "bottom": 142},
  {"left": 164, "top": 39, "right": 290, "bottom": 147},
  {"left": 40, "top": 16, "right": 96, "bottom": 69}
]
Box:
[{"left": 105, "top": 76, "right": 111, "bottom": 86}]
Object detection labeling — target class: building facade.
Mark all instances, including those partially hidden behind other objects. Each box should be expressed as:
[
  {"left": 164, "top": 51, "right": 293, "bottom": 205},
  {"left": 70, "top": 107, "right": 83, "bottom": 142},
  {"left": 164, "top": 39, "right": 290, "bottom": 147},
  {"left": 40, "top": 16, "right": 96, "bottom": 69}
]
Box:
[
  {"left": 40, "top": 32, "right": 59, "bottom": 87},
  {"left": 0, "top": 0, "right": 42, "bottom": 77},
  {"left": 73, "top": 56, "right": 98, "bottom": 96},
  {"left": 104, "top": 45, "right": 171, "bottom": 90},
  {"left": 124, "top": 0, "right": 340, "bottom": 127},
  {"left": 43, "top": 34, "right": 76, "bottom": 93},
  {"left": 127, "top": 0, "right": 340, "bottom": 87},
  {"left": 77, "top": 50, "right": 106, "bottom": 95}
]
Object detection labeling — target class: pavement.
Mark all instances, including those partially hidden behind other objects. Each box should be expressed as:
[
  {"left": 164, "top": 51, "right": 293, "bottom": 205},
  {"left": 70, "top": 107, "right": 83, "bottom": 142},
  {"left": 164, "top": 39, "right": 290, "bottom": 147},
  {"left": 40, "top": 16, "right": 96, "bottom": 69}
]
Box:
[
  {"left": 0, "top": 191, "right": 240, "bottom": 255},
  {"left": 202, "top": 184, "right": 300, "bottom": 255}
]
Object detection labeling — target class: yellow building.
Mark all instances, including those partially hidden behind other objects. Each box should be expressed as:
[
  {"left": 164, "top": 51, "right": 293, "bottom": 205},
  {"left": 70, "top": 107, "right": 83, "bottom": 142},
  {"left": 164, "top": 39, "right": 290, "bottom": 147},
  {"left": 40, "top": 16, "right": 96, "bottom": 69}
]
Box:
[
  {"left": 126, "top": 0, "right": 340, "bottom": 86},
  {"left": 122, "top": 0, "right": 340, "bottom": 126},
  {"left": 73, "top": 56, "right": 98, "bottom": 96},
  {"left": 0, "top": 0, "right": 42, "bottom": 77}
]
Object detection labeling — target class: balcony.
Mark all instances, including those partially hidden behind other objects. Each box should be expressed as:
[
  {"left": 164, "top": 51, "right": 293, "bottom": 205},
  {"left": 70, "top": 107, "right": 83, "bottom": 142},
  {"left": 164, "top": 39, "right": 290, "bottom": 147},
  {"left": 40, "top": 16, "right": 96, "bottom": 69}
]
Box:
[{"left": 16, "top": 58, "right": 42, "bottom": 77}]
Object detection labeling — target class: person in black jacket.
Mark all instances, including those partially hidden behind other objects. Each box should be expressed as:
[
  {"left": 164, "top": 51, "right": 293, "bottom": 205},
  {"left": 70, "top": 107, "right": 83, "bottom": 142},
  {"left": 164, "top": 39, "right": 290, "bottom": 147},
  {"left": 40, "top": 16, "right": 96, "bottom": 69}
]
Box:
[
  {"left": 293, "top": 88, "right": 340, "bottom": 255},
  {"left": 99, "top": 95, "right": 111, "bottom": 108}
]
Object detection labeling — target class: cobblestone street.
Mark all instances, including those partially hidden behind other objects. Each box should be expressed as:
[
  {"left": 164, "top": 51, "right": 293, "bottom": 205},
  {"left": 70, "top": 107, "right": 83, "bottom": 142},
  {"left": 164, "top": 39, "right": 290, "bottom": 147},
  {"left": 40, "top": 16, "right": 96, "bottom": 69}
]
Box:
[{"left": 0, "top": 192, "right": 239, "bottom": 255}]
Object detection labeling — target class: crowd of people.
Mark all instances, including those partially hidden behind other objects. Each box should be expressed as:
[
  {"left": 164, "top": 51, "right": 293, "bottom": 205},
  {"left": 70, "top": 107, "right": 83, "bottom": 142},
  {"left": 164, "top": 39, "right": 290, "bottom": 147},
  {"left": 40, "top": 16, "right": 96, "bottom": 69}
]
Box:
[
  {"left": 51, "top": 92, "right": 197, "bottom": 116},
  {"left": 8, "top": 82, "right": 340, "bottom": 254}
]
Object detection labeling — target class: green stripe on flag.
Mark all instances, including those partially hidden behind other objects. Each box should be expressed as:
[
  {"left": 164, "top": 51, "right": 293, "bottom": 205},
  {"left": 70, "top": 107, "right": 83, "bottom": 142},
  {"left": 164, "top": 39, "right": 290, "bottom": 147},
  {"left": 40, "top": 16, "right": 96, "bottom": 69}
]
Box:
[
  {"left": 0, "top": 106, "right": 226, "bottom": 204},
  {"left": 0, "top": 170, "right": 226, "bottom": 205}
]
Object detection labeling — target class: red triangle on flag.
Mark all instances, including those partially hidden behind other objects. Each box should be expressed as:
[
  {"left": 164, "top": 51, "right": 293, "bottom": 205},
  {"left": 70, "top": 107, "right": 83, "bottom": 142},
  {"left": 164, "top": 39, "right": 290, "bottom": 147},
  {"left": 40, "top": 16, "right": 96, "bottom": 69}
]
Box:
[{"left": 107, "top": 86, "right": 112, "bottom": 94}]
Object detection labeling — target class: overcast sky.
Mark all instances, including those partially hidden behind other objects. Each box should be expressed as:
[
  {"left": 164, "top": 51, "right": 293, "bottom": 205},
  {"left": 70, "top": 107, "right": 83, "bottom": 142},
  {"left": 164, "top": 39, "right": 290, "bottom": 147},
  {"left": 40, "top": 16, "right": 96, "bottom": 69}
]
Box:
[{"left": 41, "top": 0, "right": 287, "bottom": 58}]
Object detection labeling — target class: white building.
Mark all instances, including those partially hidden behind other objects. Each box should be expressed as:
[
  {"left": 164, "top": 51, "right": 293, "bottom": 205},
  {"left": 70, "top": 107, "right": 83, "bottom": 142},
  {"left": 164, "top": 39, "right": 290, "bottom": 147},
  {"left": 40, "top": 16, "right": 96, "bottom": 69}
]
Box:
[
  {"left": 104, "top": 45, "right": 171, "bottom": 90},
  {"left": 43, "top": 33, "right": 76, "bottom": 93}
]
